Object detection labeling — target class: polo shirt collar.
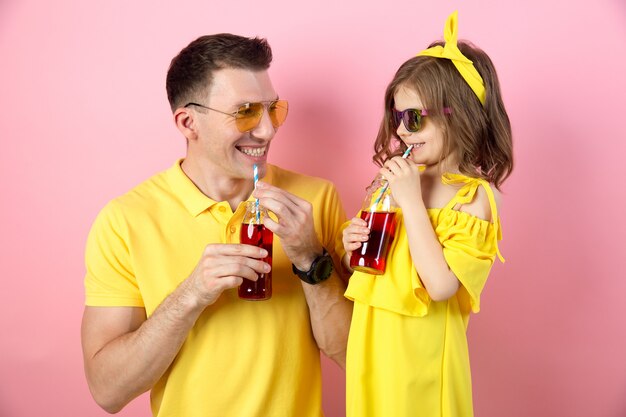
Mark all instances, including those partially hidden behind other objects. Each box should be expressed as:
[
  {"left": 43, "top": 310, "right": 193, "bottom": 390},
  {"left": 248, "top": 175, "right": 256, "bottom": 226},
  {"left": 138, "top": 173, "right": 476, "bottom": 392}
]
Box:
[{"left": 166, "top": 159, "right": 275, "bottom": 217}]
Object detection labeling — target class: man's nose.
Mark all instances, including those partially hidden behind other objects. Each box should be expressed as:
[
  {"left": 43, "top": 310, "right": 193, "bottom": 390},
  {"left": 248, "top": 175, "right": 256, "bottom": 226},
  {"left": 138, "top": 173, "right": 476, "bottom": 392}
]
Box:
[{"left": 250, "top": 108, "right": 276, "bottom": 141}]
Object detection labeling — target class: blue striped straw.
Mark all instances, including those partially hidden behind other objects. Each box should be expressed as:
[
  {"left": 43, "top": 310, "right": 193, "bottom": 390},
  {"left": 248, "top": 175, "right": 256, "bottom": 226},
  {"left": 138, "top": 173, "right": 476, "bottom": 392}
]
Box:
[
  {"left": 371, "top": 144, "right": 414, "bottom": 210},
  {"left": 253, "top": 164, "right": 260, "bottom": 223}
]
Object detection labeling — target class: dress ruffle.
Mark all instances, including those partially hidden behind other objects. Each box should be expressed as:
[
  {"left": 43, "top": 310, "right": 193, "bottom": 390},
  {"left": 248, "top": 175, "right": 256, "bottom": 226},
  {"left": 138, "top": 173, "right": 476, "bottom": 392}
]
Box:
[{"left": 345, "top": 174, "right": 503, "bottom": 317}]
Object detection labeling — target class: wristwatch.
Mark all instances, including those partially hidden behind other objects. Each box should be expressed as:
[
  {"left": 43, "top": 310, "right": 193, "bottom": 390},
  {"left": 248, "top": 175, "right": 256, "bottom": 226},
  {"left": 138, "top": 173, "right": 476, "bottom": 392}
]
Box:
[{"left": 292, "top": 248, "right": 334, "bottom": 285}]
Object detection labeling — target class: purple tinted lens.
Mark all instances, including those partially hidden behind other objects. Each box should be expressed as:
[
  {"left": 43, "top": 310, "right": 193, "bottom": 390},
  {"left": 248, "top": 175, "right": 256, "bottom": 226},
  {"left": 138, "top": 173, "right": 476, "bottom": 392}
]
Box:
[
  {"left": 393, "top": 109, "right": 421, "bottom": 132},
  {"left": 404, "top": 109, "right": 421, "bottom": 132}
]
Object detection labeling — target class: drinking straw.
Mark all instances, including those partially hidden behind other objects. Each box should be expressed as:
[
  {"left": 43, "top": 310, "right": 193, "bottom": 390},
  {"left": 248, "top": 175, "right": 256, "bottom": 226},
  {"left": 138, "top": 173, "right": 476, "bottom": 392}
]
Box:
[
  {"left": 401, "top": 144, "right": 415, "bottom": 157},
  {"left": 371, "top": 144, "right": 414, "bottom": 210},
  {"left": 253, "top": 164, "right": 260, "bottom": 223}
]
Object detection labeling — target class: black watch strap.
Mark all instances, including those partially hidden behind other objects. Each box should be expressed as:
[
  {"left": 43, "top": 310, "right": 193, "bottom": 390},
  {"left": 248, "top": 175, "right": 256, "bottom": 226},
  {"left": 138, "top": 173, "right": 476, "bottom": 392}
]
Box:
[{"left": 292, "top": 248, "right": 334, "bottom": 285}]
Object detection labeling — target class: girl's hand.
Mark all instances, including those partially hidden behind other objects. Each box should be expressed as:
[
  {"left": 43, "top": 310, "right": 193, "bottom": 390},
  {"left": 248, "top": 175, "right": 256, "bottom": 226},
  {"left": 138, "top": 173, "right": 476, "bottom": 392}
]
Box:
[
  {"left": 342, "top": 217, "right": 369, "bottom": 261},
  {"left": 380, "top": 156, "right": 423, "bottom": 208}
]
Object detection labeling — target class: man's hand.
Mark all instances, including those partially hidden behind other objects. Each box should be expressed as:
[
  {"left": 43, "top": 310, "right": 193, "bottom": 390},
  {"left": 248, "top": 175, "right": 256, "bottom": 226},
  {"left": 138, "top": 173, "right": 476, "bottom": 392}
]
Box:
[
  {"left": 182, "top": 243, "right": 271, "bottom": 308},
  {"left": 253, "top": 181, "right": 323, "bottom": 271}
]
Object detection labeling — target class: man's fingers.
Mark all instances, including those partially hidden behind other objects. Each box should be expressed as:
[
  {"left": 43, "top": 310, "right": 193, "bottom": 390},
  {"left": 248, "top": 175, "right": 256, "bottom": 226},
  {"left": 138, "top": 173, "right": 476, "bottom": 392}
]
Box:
[
  {"left": 203, "top": 243, "right": 268, "bottom": 259},
  {"left": 202, "top": 259, "right": 269, "bottom": 282},
  {"left": 208, "top": 276, "right": 245, "bottom": 293},
  {"left": 256, "top": 181, "right": 307, "bottom": 205}
]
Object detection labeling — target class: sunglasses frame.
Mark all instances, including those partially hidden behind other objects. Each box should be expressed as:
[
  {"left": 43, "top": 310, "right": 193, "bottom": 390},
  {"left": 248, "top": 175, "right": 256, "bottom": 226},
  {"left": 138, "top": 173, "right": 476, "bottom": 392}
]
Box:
[
  {"left": 391, "top": 107, "right": 452, "bottom": 133},
  {"left": 184, "top": 100, "right": 289, "bottom": 132}
]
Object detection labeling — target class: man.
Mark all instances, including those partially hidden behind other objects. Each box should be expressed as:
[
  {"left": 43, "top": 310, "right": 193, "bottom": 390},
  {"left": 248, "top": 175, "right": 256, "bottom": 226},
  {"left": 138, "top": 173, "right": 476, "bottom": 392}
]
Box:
[{"left": 81, "top": 33, "right": 352, "bottom": 417}]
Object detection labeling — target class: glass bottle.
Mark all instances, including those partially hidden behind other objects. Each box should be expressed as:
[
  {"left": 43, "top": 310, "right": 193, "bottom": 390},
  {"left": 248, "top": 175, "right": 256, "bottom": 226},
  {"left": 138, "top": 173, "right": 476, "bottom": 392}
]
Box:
[
  {"left": 349, "top": 175, "right": 399, "bottom": 275},
  {"left": 239, "top": 201, "right": 273, "bottom": 300}
]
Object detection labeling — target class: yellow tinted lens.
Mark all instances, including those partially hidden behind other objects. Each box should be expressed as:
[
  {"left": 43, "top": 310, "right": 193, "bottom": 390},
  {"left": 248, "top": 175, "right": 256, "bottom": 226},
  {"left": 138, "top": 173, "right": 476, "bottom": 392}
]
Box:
[
  {"left": 235, "top": 102, "right": 264, "bottom": 132},
  {"left": 269, "top": 100, "right": 288, "bottom": 128}
]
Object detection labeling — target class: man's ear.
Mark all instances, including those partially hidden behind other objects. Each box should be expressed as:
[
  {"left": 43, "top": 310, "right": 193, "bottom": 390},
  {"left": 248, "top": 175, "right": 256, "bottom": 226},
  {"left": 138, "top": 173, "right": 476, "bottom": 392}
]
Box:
[{"left": 173, "top": 107, "right": 198, "bottom": 141}]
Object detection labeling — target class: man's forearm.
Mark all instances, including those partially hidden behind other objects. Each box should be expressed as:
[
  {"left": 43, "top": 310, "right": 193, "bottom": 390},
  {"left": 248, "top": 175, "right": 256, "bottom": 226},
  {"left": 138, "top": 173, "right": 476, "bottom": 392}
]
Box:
[
  {"left": 301, "top": 272, "right": 352, "bottom": 369},
  {"left": 83, "top": 280, "right": 205, "bottom": 413}
]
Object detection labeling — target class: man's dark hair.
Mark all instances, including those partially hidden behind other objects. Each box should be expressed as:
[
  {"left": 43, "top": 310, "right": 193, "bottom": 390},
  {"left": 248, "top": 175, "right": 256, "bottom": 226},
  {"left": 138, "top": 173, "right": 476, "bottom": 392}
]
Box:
[{"left": 166, "top": 33, "right": 273, "bottom": 112}]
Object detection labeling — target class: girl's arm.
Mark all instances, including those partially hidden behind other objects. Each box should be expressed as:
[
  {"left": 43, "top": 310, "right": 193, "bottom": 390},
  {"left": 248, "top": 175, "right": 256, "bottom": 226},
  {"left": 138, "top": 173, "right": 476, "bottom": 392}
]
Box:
[
  {"left": 397, "top": 196, "right": 460, "bottom": 301},
  {"left": 383, "top": 157, "right": 459, "bottom": 301}
]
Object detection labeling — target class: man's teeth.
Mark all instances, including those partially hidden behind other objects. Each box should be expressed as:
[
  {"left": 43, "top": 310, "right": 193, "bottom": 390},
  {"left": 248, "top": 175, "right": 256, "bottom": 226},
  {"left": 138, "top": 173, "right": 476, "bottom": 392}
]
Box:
[
  {"left": 414, "top": 143, "right": 425, "bottom": 148},
  {"left": 239, "top": 147, "right": 266, "bottom": 157}
]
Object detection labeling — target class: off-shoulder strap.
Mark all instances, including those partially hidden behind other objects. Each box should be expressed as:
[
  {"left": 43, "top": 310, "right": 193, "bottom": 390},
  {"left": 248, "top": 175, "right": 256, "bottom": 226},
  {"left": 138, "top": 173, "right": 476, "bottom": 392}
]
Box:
[{"left": 442, "top": 173, "right": 504, "bottom": 262}]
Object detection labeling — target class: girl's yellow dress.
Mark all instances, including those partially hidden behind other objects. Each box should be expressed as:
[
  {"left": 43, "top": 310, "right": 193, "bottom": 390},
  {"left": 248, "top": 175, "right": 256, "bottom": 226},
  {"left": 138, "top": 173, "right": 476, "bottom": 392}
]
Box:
[{"left": 345, "top": 174, "right": 504, "bottom": 417}]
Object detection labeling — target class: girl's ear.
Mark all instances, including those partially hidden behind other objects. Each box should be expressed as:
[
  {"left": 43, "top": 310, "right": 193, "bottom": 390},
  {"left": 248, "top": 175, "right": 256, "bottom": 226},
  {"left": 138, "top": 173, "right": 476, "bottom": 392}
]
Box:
[{"left": 173, "top": 107, "right": 198, "bottom": 141}]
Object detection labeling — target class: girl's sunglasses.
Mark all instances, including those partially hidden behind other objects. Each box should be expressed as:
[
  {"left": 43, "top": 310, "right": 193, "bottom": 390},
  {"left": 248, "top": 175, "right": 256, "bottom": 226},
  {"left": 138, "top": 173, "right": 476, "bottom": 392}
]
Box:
[
  {"left": 185, "top": 100, "right": 289, "bottom": 132},
  {"left": 391, "top": 107, "right": 452, "bottom": 132}
]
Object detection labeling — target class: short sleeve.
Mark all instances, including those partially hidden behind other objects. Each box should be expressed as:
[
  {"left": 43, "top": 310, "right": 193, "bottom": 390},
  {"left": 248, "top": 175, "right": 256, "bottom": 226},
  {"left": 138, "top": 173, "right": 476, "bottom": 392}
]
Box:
[
  {"left": 409, "top": 265, "right": 432, "bottom": 314},
  {"left": 84, "top": 201, "right": 144, "bottom": 307},
  {"left": 432, "top": 210, "right": 499, "bottom": 313},
  {"left": 316, "top": 183, "right": 349, "bottom": 282}
]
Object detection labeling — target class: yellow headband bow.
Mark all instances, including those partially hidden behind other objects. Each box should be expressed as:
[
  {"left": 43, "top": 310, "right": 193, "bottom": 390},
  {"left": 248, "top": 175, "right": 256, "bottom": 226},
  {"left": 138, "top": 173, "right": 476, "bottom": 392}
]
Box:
[{"left": 417, "top": 11, "right": 486, "bottom": 106}]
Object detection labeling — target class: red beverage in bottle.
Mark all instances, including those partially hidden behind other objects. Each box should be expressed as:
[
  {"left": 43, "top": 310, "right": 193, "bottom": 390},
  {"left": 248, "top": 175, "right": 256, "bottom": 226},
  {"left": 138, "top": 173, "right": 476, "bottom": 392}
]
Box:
[
  {"left": 239, "top": 223, "right": 273, "bottom": 300},
  {"left": 350, "top": 210, "right": 397, "bottom": 275}
]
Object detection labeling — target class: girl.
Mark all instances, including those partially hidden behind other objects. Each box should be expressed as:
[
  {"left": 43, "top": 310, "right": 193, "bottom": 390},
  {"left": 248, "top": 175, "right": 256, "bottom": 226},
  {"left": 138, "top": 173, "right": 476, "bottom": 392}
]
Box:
[{"left": 342, "top": 11, "right": 513, "bottom": 417}]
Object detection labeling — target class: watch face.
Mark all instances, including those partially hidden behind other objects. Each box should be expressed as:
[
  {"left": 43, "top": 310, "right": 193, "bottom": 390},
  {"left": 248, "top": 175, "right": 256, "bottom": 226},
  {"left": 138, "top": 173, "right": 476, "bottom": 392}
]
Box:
[
  {"left": 292, "top": 250, "right": 334, "bottom": 285},
  {"left": 313, "top": 255, "right": 333, "bottom": 283}
]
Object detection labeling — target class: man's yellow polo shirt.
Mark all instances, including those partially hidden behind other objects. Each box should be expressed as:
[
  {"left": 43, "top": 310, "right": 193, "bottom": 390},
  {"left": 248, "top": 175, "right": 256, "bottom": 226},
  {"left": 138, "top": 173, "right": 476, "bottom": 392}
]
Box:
[{"left": 84, "top": 160, "right": 346, "bottom": 417}]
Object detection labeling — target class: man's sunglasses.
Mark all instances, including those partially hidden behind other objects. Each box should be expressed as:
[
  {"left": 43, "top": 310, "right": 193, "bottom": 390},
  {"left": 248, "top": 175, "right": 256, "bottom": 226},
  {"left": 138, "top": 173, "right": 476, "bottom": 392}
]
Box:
[
  {"left": 391, "top": 107, "right": 452, "bottom": 132},
  {"left": 185, "top": 100, "right": 289, "bottom": 132}
]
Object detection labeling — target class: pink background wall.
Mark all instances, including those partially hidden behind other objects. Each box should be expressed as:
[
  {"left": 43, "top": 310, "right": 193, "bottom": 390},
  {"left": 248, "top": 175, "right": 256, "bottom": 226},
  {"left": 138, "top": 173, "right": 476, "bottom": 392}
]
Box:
[{"left": 1, "top": 0, "right": 625, "bottom": 416}]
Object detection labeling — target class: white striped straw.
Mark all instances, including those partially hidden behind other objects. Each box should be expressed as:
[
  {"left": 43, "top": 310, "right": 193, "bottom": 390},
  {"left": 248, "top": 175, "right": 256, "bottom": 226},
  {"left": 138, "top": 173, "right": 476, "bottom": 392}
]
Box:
[
  {"left": 371, "top": 144, "right": 414, "bottom": 210},
  {"left": 253, "top": 164, "right": 260, "bottom": 223}
]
